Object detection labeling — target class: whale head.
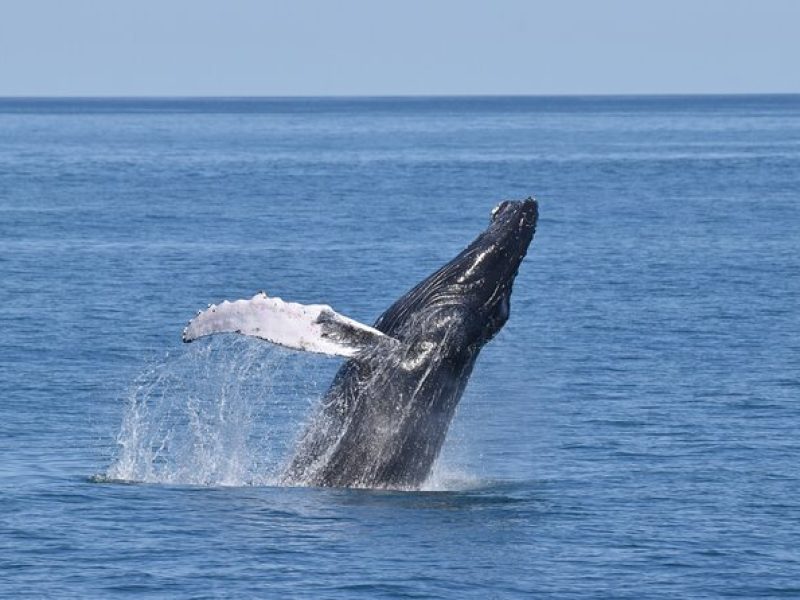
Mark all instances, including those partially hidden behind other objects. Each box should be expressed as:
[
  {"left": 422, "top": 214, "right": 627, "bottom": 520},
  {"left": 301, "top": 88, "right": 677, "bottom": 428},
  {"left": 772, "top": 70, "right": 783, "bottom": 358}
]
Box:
[
  {"left": 457, "top": 198, "right": 538, "bottom": 343},
  {"left": 375, "top": 198, "right": 538, "bottom": 353}
]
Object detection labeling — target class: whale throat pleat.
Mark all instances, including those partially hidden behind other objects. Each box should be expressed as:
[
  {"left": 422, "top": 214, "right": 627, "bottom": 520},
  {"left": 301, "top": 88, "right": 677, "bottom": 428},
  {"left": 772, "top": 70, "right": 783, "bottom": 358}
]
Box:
[{"left": 182, "top": 292, "right": 395, "bottom": 358}]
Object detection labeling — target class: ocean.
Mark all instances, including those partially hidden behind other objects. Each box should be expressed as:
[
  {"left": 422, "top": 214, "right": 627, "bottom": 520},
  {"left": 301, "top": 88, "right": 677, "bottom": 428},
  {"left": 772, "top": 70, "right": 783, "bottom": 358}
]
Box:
[{"left": 1, "top": 96, "right": 798, "bottom": 597}]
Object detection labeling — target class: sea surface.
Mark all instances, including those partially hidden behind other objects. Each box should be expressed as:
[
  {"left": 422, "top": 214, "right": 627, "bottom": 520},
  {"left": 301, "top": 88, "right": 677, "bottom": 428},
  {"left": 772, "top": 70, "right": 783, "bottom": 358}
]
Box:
[{"left": 1, "top": 96, "right": 799, "bottom": 598}]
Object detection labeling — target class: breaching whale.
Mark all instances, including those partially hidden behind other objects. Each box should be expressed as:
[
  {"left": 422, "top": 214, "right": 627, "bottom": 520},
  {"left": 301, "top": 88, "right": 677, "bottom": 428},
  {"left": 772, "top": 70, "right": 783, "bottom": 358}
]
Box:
[{"left": 183, "top": 199, "right": 538, "bottom": 489}]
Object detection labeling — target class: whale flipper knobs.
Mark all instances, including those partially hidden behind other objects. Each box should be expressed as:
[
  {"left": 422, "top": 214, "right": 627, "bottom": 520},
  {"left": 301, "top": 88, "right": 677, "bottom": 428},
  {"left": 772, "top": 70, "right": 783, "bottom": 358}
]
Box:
[{"left": 182, "top": 292, "right": 397, "bottom": 357}]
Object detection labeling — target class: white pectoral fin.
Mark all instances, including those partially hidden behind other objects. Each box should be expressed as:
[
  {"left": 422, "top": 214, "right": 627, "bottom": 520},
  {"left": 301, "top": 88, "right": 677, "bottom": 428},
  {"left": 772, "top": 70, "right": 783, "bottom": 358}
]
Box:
[{"left": 182, "top": 292, "right": 396, "bottom": 358}]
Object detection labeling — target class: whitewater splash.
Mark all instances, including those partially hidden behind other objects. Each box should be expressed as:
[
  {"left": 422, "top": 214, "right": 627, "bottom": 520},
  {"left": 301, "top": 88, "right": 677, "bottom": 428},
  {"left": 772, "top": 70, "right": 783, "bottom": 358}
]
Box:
[
  {"left": 103, "top": 336, "right": 475, "bottom": 490},
  {"left": 105, "top": 337, "right": 323, "bottom": 486}
]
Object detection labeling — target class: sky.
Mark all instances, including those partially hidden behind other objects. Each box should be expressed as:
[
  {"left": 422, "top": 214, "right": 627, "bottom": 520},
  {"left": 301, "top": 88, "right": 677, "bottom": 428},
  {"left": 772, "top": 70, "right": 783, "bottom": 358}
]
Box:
[{"left": 1, "top": 0, "right": 798, "bottom": 96}]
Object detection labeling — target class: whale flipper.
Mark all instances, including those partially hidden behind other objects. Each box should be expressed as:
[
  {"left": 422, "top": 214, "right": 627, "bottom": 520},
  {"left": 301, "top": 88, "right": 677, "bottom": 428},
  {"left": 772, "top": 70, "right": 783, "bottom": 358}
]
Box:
[{"left": 182, "top": 292, "right": 396, "bottom": 358}]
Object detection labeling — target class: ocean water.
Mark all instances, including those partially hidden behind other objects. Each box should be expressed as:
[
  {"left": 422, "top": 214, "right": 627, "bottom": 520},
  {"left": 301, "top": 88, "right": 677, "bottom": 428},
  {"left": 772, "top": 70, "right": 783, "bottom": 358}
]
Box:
[{"left": 1, "top": 95, "right": 799, "bottom": 598}]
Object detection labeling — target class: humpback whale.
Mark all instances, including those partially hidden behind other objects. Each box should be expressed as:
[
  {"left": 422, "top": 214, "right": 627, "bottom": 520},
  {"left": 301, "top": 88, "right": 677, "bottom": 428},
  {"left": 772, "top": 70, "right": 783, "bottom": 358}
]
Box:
[{"left": 183, "top": 199, "right": 538, "bottom": 489}]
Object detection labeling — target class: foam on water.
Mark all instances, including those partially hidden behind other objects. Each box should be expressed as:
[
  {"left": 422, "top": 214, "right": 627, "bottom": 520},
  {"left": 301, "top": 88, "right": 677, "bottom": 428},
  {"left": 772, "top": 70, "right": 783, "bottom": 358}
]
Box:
[
  {"left": 421, "top": 463, "right": 484, "bottom": 492},
  {"left": 105, "top": 337, "right": 321, "bottom": 486}
]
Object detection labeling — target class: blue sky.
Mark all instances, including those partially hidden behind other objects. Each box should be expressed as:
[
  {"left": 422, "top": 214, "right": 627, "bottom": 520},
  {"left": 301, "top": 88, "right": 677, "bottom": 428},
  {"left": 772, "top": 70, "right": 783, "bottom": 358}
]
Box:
[{"left": 1, "top": 0, "right": 798, "bottom": 96}]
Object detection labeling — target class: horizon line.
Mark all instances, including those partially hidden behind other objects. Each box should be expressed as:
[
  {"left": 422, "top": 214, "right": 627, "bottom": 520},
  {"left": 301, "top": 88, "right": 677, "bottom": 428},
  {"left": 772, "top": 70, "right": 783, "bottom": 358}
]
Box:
[{"left": 1, "top": 92, "right": 799, "bottom": 101}]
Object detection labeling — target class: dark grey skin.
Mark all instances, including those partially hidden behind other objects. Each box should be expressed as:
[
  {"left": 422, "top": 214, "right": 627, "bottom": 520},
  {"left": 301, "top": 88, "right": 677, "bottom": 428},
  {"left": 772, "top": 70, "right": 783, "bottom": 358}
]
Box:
[{"left": 282, "top": 199, "right": 538, "bottom": 489}]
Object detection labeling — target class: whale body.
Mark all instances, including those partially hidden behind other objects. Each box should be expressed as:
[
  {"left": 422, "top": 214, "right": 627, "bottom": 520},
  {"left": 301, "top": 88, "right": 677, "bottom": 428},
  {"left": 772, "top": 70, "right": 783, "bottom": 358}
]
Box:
[{"left": 184, "top": 199, "right": 538, "bottom": 489}]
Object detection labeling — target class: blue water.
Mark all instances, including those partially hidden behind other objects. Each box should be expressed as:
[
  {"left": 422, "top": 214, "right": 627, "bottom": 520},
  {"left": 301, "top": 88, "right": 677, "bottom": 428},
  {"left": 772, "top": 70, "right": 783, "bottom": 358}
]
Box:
[{"left": 1, "top": 96, "right": 799, "bottom": 597}]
